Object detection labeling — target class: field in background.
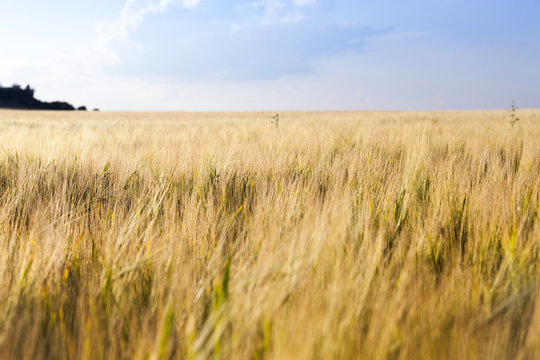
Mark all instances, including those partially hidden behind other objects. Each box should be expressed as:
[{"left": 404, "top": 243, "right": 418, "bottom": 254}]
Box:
[{"left": 0, "top": 109, "right": 539, "bottom": 359}]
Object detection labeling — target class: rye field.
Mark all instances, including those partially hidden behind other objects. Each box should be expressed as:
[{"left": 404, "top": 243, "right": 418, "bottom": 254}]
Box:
[{"left": 0, "top": 109, "right": 540, "bottom": 359}]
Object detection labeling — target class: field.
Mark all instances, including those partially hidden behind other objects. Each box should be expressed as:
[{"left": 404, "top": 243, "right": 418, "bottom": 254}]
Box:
[{"left": 0, "top": 109, "right": 539, "bottom": 359}]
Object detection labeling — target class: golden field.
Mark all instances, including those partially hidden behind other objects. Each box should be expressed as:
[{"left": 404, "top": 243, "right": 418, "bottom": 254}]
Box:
[{"left": 0, "top": 109, "right": 539, "bottom": 359}]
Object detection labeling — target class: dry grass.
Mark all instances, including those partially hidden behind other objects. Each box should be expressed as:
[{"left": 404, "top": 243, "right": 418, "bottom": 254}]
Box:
[{"left": 0, "top": 109, "right": 539, "bottom": 359}]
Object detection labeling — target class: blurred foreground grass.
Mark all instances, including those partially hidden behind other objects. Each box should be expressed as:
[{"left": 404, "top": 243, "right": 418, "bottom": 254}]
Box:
[{"left": 0, "top": 110, "right": 539, "bottom": 359}]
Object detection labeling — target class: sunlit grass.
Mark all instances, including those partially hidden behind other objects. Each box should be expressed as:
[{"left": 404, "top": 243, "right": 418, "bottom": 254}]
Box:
[{"left": 0, "top": 109, "right": 539, "bottom": 359}]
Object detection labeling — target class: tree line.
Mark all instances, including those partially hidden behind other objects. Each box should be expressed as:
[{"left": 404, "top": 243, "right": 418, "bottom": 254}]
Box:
[{"left": 0, "top": 84, "right": 91, "bottom": 111}]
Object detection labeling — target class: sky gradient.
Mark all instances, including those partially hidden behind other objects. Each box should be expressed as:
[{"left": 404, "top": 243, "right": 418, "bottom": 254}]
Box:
[{"left": 1, "top": 0, "right": 539, "bottom": 111}]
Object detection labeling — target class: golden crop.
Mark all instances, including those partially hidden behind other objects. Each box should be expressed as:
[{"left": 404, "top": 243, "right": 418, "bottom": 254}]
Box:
[{"left": 0, "top": 109, "right": 539, "bottom": 359}]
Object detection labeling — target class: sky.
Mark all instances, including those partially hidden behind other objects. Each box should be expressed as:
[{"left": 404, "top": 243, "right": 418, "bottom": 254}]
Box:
[{"left": 0, "top": 0, "right": 539, "bottom": 111}]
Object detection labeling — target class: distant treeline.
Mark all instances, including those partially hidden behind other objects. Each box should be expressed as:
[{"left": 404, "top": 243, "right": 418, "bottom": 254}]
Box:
[{"left": 0, "top": 84, "right": 86, "bottom": 111}]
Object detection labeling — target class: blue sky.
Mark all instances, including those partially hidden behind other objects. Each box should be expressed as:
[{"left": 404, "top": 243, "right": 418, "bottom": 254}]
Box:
[{"left": 0, "top": 0, "right": 539, "bottom": 110}]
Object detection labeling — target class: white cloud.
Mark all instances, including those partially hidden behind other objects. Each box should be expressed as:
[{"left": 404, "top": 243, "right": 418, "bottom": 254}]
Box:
[
  {"left": 95, "top": 0, "right": 200, "bottom": 48},
  {"left": 264, "top": 0, "right": 285, "bottom": 13},
  {"left": 248, "top": 1, "right": 266, "bottom": 7},
  {"left": 387, "top": 31, "right": 429, "bottom": 39},
  {"left": 250, "top": 0, "right": 313, "bottom": 24},
  {"left": 294, "top": 0, "right": 316, "bottom": 6},
  {"left": 183, "top": 0, "right": 201, "bottom": 8},
  {"left": 96, "top": 0, "right": 169, "bottom": 47},
  {"left": 1, "top": 0, "right": 202, "bottom": 107},
  {"left": 248, "top": 0, "right": 285, "bottom": 13},
  {"left": 231, "top": 24, "right": 242, "bottom": 33},
  {"left": 280, "top": 13, "right": 305, "bottom": 23},
  {"left": 88, "top": 0, "right": 202, "bottom": 70}
]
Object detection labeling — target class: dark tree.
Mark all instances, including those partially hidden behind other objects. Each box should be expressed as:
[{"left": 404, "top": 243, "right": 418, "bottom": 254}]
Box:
[{"left": 0, "top": 83, "right": 79, "bottom": 111}]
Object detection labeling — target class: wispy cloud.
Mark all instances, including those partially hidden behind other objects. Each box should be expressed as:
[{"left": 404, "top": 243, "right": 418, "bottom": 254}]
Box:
[
  {"left": 387, "top": 31, "right": 429, "bottom": 39},
  {"left": 89, "top": 0, "right": 201, "bottom": 69},
  {"left": 97, "top": 0, "right": 168, "bottom": 47},
  {"left": 248, "top": 0, "right": 285, "bottom": 15},
  {"left": 294, "top": 0, "right": 316, "bottom": 6},
  {"left": 235, "top": 1, "right": 311, "bottom": 30},
  {"left": 279, "top": 13, "right": 305, "bottom": 23},
  {"left": 248, "top": 0, "right": 315, "bottom": 22},
  {"left": 95, "top": 0, "right": 200, "bottom": 48}
]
